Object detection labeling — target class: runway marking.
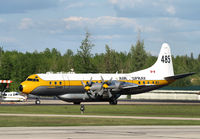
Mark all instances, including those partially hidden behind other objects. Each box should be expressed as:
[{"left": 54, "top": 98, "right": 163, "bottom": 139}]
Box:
[{"left": 0, "top": 113, "right": 200, "bottom": 121}]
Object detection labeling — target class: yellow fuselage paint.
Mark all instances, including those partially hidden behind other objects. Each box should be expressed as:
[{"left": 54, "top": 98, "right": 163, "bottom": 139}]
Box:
[{"left": 20, "top": 74, "right": 174, "bottom": 95}]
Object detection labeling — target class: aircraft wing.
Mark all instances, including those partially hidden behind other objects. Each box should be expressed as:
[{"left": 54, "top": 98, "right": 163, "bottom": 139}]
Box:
[
  {"left": 164, "top": 72, "right": 195, "bottom": 80},
  {"left": 121, "top": 84, "right": 139, "bottom": 89}
]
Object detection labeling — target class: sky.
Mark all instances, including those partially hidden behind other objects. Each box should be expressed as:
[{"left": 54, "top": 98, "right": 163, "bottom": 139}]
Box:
[{"left": 0, "top": 0, "right": 199, "bottom": 57}]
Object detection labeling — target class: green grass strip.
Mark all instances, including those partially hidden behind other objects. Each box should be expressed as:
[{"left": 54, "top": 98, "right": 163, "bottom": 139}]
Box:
[
  {"left": 1, "top": 116, "right": 200, "bottom": 127},
  {"left": 1, "top": 104, "right": 200, "bottom": 118}
]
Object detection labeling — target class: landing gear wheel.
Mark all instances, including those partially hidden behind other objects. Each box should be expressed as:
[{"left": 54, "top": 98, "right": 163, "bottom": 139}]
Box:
[
  {"left": 109, "top": 100, "right": 117, "bottom": 105},
  {"left": 73, "top": 102, "right": 81, "bottom": 105},
  {"left": 35, "top": 99, "right": 40, "bottom": 105}
]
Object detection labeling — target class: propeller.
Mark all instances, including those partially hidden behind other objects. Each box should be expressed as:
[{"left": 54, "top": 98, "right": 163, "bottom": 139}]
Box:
[
  {"left": 99, "top": 76, "right": 114, "bottom": 97},
  {"left": 81, "top": 76, "right": 117, "bottom": 99},
  {"left": 107, "top": 89, "right": 112, "bottom": 98},
  {"left": 88, "top": 77, "right": 93, "bottom": 86},
  {"left": 81, "top": 80, "right": 89, "bottom": 100},
  {"left": 81, "top": 77, "right": 96, "bottom": 100},
  {"left": 106, "top": 77, "right": 113, "bottom": 85}
]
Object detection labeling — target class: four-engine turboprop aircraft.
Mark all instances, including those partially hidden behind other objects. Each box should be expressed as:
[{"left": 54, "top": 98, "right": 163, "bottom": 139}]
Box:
[{"left": 19, "top": 43, "right": 195, "bottom": 105}]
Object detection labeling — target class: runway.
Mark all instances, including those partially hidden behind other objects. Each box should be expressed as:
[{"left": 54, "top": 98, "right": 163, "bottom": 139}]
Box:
[
  {"left": 1, "top": 99, "right": 200, "bottom": 105},
  {"left": 1, "top": 113, "right": 200, "bottom": 121},
  {"left": 1, "top": 126, "right": 200, "bottom": 139}
]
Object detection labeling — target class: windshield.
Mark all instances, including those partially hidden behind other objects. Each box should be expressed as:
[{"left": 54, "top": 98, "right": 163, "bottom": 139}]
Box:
[{"left": 26, "top": 78, "right": 39, "bottom": 82}]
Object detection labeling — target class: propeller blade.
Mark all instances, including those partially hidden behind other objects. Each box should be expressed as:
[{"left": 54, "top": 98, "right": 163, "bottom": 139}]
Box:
[
  {"left": 115, "top": 81, "right": 121, "bottom": 88},
  {"left": 83, "top": 92, "right": 88, "bottom": 100},
  {"left": 83, "top": 93, "right": 86, "bottom": 100},
  {"left": 90, "top": 90, "right": 96, "bottom": 98},
  {"left": 81, "top": 81, "right": 86, "bottom": 87},
  {"left": 100, "top": 76, "right": 104, "bottom": 83},
  {"left": 98, "top": 89, "right": 104, "bottom": 96},
  {"left": 107, "top": 89, "right": 112, "bottom": 98},
  {"left": 88, "top": 77, "right": 93, "bottom": 86},
  {"left": 107, "top": 77, "right": 113, "bottom": 85}
]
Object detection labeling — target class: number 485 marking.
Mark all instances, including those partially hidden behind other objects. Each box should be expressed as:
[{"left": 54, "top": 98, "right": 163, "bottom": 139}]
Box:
[{"left": 161, "top": 55, "right": 170, "bottom": 63}]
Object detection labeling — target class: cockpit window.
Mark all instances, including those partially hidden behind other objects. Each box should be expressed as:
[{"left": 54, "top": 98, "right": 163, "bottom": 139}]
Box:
[
  {"left": 26, "top": 78, "right": 39, "bottom": 82},
  {"left": 27, "top": 78, "right": 33, "bottom": 81}
]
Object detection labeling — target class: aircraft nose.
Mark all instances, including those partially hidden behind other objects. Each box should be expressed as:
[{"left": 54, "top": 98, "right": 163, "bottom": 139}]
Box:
[{"left": 19, "top": 85, "right": 23, "bottom": 92}]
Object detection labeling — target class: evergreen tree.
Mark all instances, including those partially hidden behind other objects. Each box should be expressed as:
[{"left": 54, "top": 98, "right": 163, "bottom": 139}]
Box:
[
  {"left": 0, "top": 37, "right": 199, "bottom": 91},
  {"left": 130, "top": 39, "right": 147, "bottom": 71},
  {"left": 75, "top": 31, "right": 96, "bottom": 73}
]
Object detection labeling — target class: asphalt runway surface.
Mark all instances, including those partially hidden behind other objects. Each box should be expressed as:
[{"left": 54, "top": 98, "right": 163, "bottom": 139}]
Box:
[
  {"left": 1, "top": 99, "right": 200, "bottom": 105},
  {"left": 1, "top": 126, "right": 200, "bottom": 139}
]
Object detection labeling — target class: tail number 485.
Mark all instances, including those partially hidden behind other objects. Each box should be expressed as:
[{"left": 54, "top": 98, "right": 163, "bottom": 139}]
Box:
[{"left": 161, "top": 55, "right": 170, "bottom": 63}]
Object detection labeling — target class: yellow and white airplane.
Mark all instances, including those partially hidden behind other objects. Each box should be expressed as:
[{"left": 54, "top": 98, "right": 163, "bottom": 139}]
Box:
[{"left": 19, "top": 43, "right": 194, "bottom": 104}]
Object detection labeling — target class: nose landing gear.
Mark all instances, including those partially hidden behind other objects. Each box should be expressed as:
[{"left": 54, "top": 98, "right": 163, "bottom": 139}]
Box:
[{"left": 35, "top": 98, "right": 41, "bottom": 105}]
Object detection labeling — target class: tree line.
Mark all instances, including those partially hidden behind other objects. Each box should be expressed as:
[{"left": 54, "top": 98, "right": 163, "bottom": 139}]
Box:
[{"left": 0, "top": 32, "right": 199, "bottom": 91}]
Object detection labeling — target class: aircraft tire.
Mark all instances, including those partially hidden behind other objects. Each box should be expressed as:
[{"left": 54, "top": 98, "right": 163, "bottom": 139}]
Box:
[
  {"left": 109, "top": 100, "right": 117, "bottom": 105},
  {"left": 35, "top": 99, "right": 41, "bottom": 105}
]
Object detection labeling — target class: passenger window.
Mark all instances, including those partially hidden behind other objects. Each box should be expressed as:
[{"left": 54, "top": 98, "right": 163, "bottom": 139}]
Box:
[
  {"left": 55, "top": 82, "right": 57, "bottom": 85},
  {"left": 49, "top": 82, "right": 52, "bottom": 85},
  {"left": 156, "top": 81, "right": 158, "bottom": 84},
  {"left": 59, "top": 82, "right": 62, "bottom": 85},
  {"left": 143, "top": 81, "right": 145, "bottom": 84},
  {"left": 152, "top": 81, "right": 154, "bottom": 84},
  {"left": 147, "top": 81, "right": 149, "bottom": 84},
  {"left": 138, "top": 81, "right": 141, "bottom": 84}
]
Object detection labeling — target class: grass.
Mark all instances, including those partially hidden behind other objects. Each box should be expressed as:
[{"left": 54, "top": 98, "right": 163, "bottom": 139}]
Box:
[
  {"left": 1, "top": 104, "right": 200, "bottom": 118},
  {"left": 1, "top": 116, "right": 200, "bottom": 127},
  {"left": 1, "top": 104, "right": 200, "bottom": 126}
]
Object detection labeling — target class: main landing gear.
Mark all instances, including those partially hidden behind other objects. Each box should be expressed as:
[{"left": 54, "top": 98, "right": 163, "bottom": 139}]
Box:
[
  {"left": 109, "top": 99, "right": 118, "bottom": 105},
  {"left": 73, "top": 102, "right": 81, "bottom": 105}
]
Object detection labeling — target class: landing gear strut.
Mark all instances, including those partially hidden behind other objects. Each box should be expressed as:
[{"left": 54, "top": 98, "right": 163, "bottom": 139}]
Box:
[
  {"left": 109, "top": 99, "right": 118, "bottom": 105},
  {"left": 73, "top": 102, "right": 81, "bottom": 105},
  {"left": 35, "top": 98, "right": 41, "bottom": 105}
]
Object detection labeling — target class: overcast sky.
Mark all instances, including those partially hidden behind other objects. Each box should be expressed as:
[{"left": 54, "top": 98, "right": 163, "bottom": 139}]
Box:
[{"left": 0, "top": 0, "right": 199, "bottom": 57}]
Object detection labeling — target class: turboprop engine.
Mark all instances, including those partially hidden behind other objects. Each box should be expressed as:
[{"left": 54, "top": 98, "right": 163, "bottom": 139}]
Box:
[{"left": 81, "top": 76, "right": 126, "bottom": 100}]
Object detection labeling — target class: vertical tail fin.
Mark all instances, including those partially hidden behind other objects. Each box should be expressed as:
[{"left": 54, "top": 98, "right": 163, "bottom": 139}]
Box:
[{"left": 151, "top": 43, "right": 174, "bottom": 77}]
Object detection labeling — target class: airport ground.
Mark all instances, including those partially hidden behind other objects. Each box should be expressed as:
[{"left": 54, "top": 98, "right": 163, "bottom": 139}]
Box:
[
  {"left": 1, "top": 98, "right": 200, "bottom": 105},
  {"left": 2, "top": 99, "right": 200, "bottom": 138},
  {"left": 1, "top": 126, "right": 200, "bottom": 139},
  {"left": 1, "top": 99, "right": 200, "bottom": 125}
]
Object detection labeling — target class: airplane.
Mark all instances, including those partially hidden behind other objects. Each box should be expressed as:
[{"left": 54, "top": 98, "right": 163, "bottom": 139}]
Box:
[{"left": 19, "top": 43, "right": 195, "bottom": 105}]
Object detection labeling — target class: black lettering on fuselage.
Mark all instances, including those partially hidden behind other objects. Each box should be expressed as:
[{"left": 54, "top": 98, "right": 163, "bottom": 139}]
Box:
[
  {"left": 119, "top": 77, "right": 127, "bottom": 80},
  {"left": 131, "top": 77, "right": 146, "bottom": 80}
]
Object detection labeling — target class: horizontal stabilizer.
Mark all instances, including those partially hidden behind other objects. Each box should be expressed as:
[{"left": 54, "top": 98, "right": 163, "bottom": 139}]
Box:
[{"left": 165, "top": 72, "right": 195, "bottom": 80}]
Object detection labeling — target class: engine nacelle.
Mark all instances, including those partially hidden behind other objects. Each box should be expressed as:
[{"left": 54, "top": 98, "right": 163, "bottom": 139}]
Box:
[{"left": 57, "top": 93, "right": 111, "bottom": 102}]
